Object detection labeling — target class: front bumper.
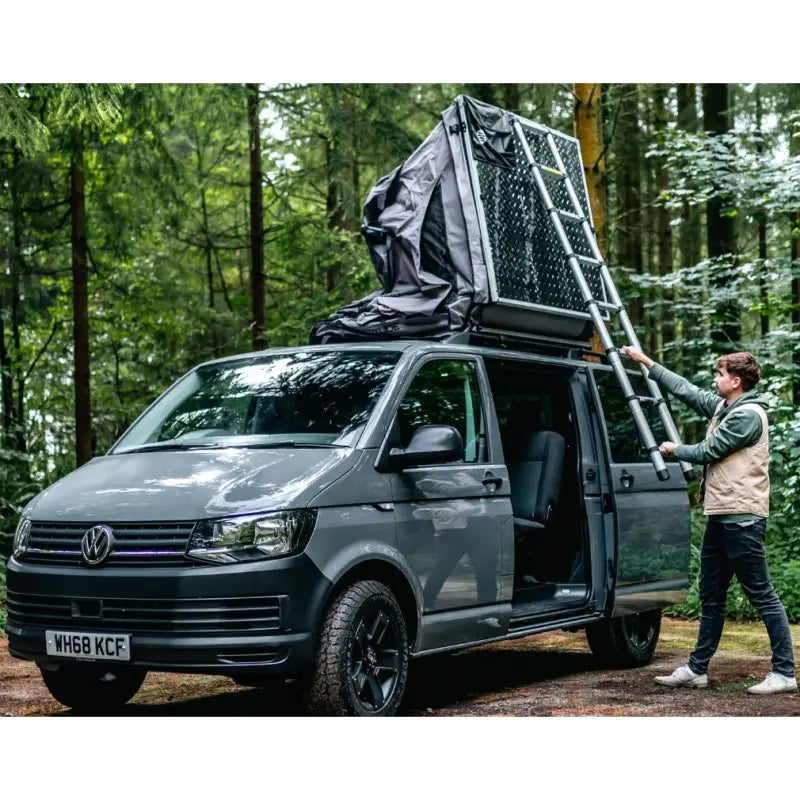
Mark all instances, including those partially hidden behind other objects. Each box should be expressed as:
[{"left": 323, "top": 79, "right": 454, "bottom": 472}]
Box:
[{"left": 5, "top": 552, "right": 331, "bottom": 677}]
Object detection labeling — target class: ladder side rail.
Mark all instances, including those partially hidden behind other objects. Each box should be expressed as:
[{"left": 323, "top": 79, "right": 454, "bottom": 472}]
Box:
[
  {"left": 545, "top": 131, "right": 696, "bottom": 484},
  {"left": 512, "top": 120, "right": 670, "bottom": 481},
  {"left": 597, "top": 264, "right": 696, "bottom": 483}
]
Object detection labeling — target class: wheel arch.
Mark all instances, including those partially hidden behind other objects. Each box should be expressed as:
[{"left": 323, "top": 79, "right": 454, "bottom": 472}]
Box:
[{"left": 319, "top": 558, "right": 421, "bottom": 652}]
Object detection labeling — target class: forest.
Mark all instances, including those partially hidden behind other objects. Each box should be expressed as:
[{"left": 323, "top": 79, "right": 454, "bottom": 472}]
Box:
[{"left": 1, "top": 83, "right": 799, "bottom": 622}]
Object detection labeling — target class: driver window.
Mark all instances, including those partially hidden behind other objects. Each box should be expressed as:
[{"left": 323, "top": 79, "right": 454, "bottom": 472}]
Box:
[{"left": 397, "top": 359, "right": 487, "bottom": 464}]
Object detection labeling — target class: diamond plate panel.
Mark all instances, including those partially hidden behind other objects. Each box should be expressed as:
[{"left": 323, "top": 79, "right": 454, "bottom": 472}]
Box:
[{"left": 472, "top": 122, "right": 603, "bottom": 313}]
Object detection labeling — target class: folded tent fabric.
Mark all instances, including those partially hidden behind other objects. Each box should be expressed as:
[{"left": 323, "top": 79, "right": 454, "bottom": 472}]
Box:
[{"left": 310, "top": 99, "right": 494, "bottom": 344}]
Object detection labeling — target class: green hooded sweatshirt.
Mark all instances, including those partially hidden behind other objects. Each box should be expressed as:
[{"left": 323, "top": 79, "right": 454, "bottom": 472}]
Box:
[{"left": 648, "top": 362, "right": 768, "bottom": 523}]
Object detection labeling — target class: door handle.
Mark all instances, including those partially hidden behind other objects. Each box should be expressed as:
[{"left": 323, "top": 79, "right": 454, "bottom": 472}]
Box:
[
  {"left": 482, "top": 472, "right": 503, "bottom": 492},
  {"left": 620, "top": 469, "right": 634, "bottom": 489}
]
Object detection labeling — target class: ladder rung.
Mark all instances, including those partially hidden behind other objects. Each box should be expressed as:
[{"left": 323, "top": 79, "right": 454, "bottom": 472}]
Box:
[
  {"left": 631, "top": 395, "right": 665, "bottom": 407},
  {"left": 594, "top": 300, "right": 622, "bottom": 313},
  {"left": 537, "top": 164, "right": 564, "bottom": 179},
  {"left": 575, "top": 254, "right": 601, "bottom": 266},
  {"left": 555, "top": 208, "right": 584, "bottom": 223}
]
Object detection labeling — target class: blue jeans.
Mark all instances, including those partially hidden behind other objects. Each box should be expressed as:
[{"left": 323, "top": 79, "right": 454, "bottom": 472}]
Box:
[{"left": 689, "top": 518, "right": 795, "bottom": 678}]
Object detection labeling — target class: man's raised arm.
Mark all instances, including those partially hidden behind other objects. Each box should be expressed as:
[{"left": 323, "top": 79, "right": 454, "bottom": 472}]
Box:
[{"left": 620, "top": 346, "right": 720, "bottom": 420}]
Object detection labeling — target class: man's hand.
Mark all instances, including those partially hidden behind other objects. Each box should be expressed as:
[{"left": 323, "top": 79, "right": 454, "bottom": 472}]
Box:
[
  {"left": 620, "top": 345, "right": 654, "bottom": 369},
  {"left": 659, "top": 441, "right": 678, "bottom": 458}
]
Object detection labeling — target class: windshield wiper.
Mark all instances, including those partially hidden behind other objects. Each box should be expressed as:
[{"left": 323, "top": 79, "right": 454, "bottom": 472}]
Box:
[
  {"left": 116, "top": 442, "right": 227, "bottom": 454},
  {"left": 117, "top": 440, "right": 345, "bottom": 454},
  {"left": 236, "top": 441, "right": 345, "bottom": 449}
]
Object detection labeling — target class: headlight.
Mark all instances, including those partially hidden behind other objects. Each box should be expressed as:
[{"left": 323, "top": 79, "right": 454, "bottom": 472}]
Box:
[
  {"left": 187, "top": 509, "right": 317, "bottom": 564},
  {"left": 12, "top": 517, "right": 32, "bottom": 560}
]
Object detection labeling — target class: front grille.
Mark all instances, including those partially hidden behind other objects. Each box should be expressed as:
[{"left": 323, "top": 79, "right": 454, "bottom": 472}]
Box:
[
  {"left": 6, "top": 590, "right": 286, "bottom": 635},
  {"left": 22, "top": 521, "right": 197, "bottom": 567}
]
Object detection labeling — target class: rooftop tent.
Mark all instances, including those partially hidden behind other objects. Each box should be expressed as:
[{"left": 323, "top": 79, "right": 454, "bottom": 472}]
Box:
[{"left": 309, "top": 95, "right": 606, "bottom": 345}]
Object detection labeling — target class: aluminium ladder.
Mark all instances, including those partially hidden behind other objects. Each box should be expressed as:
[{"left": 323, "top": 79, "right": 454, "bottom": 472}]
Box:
[{"left": 510, "top": 118, "right": 695, "bottom": 483}]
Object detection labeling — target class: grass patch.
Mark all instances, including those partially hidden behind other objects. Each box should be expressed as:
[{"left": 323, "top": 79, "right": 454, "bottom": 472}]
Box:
[
  {"left": 654, "top": 638, "right": 687, "bottom": 650},
  {"left": 661, "top": 619, "right": 800, "bottom": 657},
  {"left": 712, "top": 679, "right": 757, "bottom": 694}
]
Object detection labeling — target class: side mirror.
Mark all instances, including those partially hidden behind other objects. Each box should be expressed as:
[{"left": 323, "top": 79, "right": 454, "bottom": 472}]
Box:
[{"left": 388, "top": 425, "right": 464, "bottom": 470}]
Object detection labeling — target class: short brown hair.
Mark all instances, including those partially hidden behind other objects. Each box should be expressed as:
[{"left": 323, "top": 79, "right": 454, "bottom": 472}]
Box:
[{"left": 715, "top": 352, "right": 762, "bottom": 391}]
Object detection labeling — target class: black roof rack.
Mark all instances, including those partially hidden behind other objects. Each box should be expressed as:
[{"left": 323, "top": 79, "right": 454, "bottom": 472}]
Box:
[{"left": 445, "top": 327, "right": 607, "bottom": 361}]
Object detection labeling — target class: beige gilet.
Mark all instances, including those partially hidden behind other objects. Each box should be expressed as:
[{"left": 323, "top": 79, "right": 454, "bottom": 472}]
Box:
[{"left": 703, "top": 402, "right": 769, "bottom": 517}]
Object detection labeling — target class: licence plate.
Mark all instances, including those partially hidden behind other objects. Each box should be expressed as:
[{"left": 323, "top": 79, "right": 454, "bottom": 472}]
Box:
[{"left": 46, "top": 631, "right": 131, "bottom": 662}]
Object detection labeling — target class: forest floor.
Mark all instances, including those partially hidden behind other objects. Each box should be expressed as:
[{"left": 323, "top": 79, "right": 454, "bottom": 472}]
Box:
[{"left": 1, "top": 618, "right": 798, "bottom": 716}]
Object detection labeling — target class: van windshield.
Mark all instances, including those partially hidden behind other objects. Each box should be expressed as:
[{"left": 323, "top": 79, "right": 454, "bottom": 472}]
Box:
[{"left": 111, "top": 350, "right": 402, "bottom": 454}]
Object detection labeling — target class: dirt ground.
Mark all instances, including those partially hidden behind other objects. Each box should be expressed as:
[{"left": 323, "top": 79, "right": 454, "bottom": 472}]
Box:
[{"left": 1, "top": 618, "right": 798, "bottom": 716}]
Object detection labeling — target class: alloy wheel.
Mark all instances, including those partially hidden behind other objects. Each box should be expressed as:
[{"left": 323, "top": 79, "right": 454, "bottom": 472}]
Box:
[
  {"left": 349, "top": 602, "right": 402, "bottom": 713},
  {"left": 623, "top": 612, "right": 657, "bottom": 652}
]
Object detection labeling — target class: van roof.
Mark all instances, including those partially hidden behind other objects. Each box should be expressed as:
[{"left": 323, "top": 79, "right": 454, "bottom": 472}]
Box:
[{"left": 199, "top": 339, "right": 603, "bottom": 371}]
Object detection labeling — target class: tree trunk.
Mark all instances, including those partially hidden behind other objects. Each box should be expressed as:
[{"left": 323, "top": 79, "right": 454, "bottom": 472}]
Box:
[
  {"left": 573, "top": 83, "right": 608, "bottom": 255},
  {"left": 614, "top": 84, "right": 644, "bottom": 330},
  {"left": 792, "top": 227, "right": 800, "bottom": 406},
  {"left": 324, "top": 136, "right": 340, "bottom": 294},
  {"left": 10, "top": 147, "right": 26, "bottom": 452},
  {"left": 677, "top": 84, "right": 702, "bottom": 381},
  {"left": 791, "top": 117, "right": 800, "bottom": 405},
  {"left": 324, "top": 86, "right": 359, "bottom": 294},
  {"left": 573, "top": 83, "right": 608, "bottom": 356},
  {"left": 192, "top": 139, "right": 216, "bottom": 315},
  {"left": 702, "top": 83, "right": 739, "bottom": 346},
  {"left": 247, "top": 83, "right": 266, "bottom": 351},
  {"left": 755, "top": 85, "right": 769, "bottom": 337},
  {"left": 0, "top": 261, "right": 12, "bottom": 448},
  {"left": 204, "top": 231, "right": 214, "bottom": 310},
  {"left": 653, "top": 85, "right": 673, "bottom": 363},
  {"left": 71, "top": 129, "right": 92, "bottom": 467},
  {"left": 2, "top": 152, "right": 17, "bottom": 448},
  {"left": 643, "top": 106, "right": 657, "bottom": 357}
]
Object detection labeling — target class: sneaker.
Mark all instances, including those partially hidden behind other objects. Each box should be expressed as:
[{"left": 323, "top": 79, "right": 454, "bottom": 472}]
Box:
[
  {"left": 654, "top": 664, "right": 708, "bottom": 688},
  {"left": 747, "top": 672, "right": 798, "bottom": 695}
]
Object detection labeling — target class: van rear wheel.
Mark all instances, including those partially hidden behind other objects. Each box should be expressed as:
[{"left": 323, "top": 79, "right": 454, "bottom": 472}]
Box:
[
  {"left": 39, "top": 663, "right": 147, "bottom": 713},
  {"left": 306, "top": 580, "right": 409, "bottom": 716},
  {"left": 585, "top": 609, "right": 661, "bottom": 667}
]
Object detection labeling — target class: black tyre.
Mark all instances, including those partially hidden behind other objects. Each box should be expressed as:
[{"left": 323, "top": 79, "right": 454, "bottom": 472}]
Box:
[
  {"left": 306, "top": 580, "right": 409, "bottom": 716},
  {"left": 39, "top": 663, "right": 147, "bottom": 713},
  {"left": 585, "top": 609, "right": 662, "bottom": 667}
]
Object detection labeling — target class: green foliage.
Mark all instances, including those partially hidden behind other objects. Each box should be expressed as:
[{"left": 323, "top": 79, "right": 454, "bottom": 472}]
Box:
[
  {"left": 0, "top": 84, "right": 48, "bottom": 155},
  {"left": 52, "top": 84, "right": 123, "bottom": 130}
]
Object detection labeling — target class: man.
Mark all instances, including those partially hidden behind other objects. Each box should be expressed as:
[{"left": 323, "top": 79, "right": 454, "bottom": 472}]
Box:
[{"left": 621, "top": 346, "right": 796, "bottom": 694}]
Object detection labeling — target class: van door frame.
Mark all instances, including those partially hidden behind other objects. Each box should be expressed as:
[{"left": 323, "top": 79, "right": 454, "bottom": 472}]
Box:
[
  {"left": 569, "top": 368, "right": 613, "bottom": 614},
  {"left": 481, "top": 353, "right": 606, "bottom": 613}
]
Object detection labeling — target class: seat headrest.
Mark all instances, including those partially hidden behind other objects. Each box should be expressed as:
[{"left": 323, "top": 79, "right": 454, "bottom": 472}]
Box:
[{"left": 519, "top": 430, "right": 565, "bottom": 461}]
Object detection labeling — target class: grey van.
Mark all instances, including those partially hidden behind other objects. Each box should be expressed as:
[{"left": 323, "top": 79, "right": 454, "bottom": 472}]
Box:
[{"left": 6, "top": 336, "right": 691, "bottom": 715}]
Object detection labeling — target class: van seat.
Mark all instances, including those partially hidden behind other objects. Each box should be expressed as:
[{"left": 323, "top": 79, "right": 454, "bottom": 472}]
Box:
[{"left": 508, "top": 431, "right": 566, "bottom": 534}]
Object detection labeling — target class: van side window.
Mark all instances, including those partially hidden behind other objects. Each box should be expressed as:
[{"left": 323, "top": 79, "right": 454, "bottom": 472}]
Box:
[
  {"left": 397, "top": 359, "right": 487, "bottom": 463},
  {"left": 593, "top": 370, "right": 669, "bottom": 463}
]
